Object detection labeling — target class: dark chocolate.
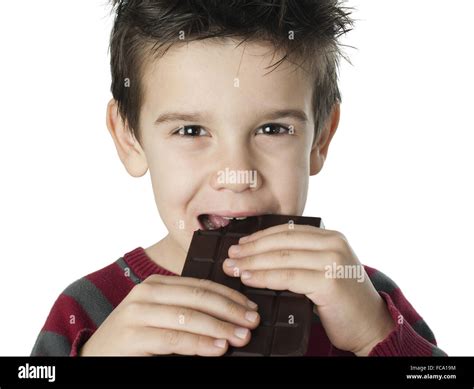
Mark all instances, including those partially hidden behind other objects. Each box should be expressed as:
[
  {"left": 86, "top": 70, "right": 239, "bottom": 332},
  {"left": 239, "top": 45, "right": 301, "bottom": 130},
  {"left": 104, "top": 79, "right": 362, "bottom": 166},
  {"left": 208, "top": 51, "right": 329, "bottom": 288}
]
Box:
[{"left": 181, "top": 214, "right": 324, "bottom": 356}]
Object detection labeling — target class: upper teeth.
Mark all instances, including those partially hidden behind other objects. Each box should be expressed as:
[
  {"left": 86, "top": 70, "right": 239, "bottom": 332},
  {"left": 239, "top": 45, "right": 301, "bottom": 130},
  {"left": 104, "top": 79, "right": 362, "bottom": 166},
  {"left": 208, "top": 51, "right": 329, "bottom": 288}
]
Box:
[{"left": 222, "top": 216, "right": 247, "bottom": 220}]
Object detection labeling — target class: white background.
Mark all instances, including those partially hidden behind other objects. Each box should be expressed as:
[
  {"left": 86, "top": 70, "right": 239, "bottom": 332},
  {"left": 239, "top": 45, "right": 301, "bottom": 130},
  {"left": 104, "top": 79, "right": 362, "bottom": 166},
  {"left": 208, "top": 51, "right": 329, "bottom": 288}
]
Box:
[{"left": 0, "top": 1, "right": 472, "bottom": 355}]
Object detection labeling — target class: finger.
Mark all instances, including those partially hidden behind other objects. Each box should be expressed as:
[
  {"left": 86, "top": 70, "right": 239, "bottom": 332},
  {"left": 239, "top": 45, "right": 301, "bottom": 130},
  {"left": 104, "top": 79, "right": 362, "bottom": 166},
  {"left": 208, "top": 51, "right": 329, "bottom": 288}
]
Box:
[
  {"left": 238, "top": 268, "right": 327, "bottom": 296},
  {"left": 229, "top": 231, "right": 341, "bottom": 258},
  {"left": 239, "top": 223, "right": 329, "bottom": 244},
  {"left": 134, "top": 303, "right": 256, "bottom": 347},
  {"left": 138, "top": 327, "right": 229, "bottom": 356},
  {"left": 223, "top": 249, "right": 337, "bottom": 275},
  {"left": 135, "top": 282, "right": 260, "bottom": 329},
  {"left": 142, "top": 274, "right": 258, "bottom": 310}
]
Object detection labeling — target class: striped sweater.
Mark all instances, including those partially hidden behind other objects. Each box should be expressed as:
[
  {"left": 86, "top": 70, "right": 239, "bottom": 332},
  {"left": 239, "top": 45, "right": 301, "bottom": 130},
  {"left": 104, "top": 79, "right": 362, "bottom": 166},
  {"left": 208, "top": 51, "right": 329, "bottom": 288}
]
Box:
[{"left": 31, "top": 247, "right": 447, "bottom": 356}]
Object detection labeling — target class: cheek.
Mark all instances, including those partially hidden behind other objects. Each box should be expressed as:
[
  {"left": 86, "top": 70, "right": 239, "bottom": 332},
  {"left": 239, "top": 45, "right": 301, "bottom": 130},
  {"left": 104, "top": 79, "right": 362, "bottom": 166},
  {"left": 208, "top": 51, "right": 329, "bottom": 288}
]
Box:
[
  {"left": 146, "top": 147, "right": 199, "bottom": 211},
  {"left": 262, "top": 146, "right": 310, "bottom": 213},
  {"left": 275, "top": 169, "right": 308, "bottom": 213}
]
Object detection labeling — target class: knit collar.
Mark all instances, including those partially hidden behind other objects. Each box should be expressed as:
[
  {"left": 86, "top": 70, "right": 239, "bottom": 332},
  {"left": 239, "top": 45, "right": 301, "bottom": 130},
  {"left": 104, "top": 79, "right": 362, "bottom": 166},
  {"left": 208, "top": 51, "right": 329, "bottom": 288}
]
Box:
[{"left": 123, "top": 247, "right": 178, "bottom": 281}]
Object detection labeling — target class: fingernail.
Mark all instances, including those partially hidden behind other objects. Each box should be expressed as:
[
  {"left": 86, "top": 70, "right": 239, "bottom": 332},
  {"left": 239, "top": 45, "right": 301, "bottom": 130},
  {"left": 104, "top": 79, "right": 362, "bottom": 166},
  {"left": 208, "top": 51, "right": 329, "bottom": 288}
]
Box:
[
  {"left": 230, "top": 245, "right": 240, "bottom": 254},
  {"left": 241, "top": 270, "right": 252, "bottom": 280},
  {"left": 224, "top": 258, "right": 236, "bottom": 267},
  {"left": 234, "top": 327, "right": 249, "bottom": 339},
  {"left": 214, "top": 339, "right": 227, "bottom": 348},
  {"left": 245, "top": 310, "right": 259, "bottom": 323},
  {"left": 247, "top": 299, "right": 258, "bottom": 309}
]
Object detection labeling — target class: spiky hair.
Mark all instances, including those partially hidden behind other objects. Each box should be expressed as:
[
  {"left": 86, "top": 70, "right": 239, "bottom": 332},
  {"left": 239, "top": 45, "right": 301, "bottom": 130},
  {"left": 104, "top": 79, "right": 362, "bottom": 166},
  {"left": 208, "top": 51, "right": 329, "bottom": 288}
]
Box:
[{"left": 108, "top": 0, "right": 353, "bottom": 144}]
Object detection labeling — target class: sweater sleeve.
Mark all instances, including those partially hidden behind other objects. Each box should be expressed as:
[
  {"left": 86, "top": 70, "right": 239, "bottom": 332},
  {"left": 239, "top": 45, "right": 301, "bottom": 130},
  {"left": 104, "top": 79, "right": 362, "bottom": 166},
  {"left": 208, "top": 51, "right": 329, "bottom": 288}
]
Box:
[
  {"left": 31, "top": 259, "right": 137, "bottom": 356},
  {"left": 364, "top": 266, "right": 447, "bottom": 356},
  {"left": 30, "top": 276, "right": 111, "bottom": 356}
]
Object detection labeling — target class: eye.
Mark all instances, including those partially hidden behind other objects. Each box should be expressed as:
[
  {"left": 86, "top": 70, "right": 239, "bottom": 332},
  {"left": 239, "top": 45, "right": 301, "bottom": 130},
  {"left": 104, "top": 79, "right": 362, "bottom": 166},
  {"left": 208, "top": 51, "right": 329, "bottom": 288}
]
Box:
[
  {"left": 173, "top": 125, "right": 209, "bottom": 137},
  {"left": 256, "top": 123, "right": 293, "bottom": 136}
]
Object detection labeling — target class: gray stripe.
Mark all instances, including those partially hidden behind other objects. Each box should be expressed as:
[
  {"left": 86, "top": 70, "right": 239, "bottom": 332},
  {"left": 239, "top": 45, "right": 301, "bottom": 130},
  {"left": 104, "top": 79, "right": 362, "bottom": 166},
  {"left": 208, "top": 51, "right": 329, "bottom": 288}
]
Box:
[
  {"left": 431, "top": 345, "right": 448, "bottom": 356},
  {"left": 412, "top": 318, "right": 436, "bottom": 344},
  {"left": 368, "top": 269, "right": 398, "bottom": 294},
  {"left": 31, "top": 330, "right": 71, "bottom": 356},
  {"left": 116, "top": 257, "right": 142, "bottom": 285},
  {"left": 62, "top": 278, "right": 114, "bottom": 327}
]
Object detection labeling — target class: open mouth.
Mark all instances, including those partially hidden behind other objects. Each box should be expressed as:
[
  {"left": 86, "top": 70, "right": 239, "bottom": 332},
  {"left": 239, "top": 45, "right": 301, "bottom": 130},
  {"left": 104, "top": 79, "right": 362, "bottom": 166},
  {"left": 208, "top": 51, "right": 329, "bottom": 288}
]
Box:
[{"left": 198, "top": 214, "right": 249, "bottom": 231}]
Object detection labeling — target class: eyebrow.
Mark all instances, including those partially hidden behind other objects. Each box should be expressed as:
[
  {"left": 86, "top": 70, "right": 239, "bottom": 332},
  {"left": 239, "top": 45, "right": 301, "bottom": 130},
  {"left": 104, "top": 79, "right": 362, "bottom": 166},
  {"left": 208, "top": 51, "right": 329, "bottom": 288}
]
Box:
[{"left": 153, "top": 109, "right": 309, "bottom": 126}]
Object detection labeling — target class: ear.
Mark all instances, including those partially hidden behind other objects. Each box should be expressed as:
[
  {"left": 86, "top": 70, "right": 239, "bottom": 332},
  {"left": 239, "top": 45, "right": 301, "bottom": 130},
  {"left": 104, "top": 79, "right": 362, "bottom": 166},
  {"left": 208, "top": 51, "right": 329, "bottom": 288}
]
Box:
[
  {"left": 310, "top": 103, "right": 340, "bottom": 176},
  {"left": 106, "top": 99, "right": 148, "bottom": 177}
]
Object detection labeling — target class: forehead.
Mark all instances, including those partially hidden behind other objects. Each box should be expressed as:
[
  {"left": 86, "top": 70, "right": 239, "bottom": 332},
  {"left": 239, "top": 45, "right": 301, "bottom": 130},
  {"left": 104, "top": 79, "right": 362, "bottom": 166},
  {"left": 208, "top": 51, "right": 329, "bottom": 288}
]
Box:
[{"left": 140, "top": 38, "right": 314, "bottom": 120}]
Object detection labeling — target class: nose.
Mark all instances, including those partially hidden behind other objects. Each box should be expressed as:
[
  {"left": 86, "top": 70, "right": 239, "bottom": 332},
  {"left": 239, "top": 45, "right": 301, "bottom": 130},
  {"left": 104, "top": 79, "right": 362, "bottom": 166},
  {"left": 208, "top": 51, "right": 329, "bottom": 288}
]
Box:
[{"left": 210, "top": 144, "right": 261, "bottom": 193}]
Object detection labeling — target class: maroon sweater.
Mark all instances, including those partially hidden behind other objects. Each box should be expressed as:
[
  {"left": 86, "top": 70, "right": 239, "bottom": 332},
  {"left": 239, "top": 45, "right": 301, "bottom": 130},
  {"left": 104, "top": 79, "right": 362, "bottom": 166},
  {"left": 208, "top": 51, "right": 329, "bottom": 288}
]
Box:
[{"left": 31, "top": 247, "right": 446, "bottom": 356}]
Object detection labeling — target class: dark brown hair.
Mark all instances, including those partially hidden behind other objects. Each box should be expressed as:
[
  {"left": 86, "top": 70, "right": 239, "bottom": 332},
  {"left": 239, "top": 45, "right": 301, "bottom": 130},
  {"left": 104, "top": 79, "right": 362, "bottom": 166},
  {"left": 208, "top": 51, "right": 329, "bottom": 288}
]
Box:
[{"left": 108, "top": 0, "right": 353, "bottom": 145}]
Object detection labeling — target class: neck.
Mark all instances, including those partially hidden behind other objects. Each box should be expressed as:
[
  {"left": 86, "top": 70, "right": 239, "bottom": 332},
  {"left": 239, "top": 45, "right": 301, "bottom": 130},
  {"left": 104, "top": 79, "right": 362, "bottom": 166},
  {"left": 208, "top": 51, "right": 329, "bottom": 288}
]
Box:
[{"left": 144, "top": 234, "right": 188, "bottom": 275}]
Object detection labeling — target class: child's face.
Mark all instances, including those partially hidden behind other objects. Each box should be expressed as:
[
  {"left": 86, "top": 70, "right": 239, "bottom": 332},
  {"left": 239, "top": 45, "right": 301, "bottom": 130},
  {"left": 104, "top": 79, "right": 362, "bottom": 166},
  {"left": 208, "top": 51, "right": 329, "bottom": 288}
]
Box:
[{"left": 111, "top": 39, "right": 338, "bottom": 254}]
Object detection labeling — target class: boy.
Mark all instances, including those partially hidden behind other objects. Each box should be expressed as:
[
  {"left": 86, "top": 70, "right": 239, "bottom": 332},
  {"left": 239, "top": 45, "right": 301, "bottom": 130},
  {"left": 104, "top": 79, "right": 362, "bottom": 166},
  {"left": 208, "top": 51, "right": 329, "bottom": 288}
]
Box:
[{"left": 31, "top": 0, "right": 446, "bottom": 356}]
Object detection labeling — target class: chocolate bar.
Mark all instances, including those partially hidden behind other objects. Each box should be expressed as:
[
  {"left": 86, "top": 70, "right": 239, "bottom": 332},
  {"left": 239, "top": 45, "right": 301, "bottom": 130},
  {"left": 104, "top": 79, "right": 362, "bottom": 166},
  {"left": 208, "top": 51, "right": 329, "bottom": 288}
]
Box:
[{"left": 181, "top": 214, "right": 324, "bottom": 356}]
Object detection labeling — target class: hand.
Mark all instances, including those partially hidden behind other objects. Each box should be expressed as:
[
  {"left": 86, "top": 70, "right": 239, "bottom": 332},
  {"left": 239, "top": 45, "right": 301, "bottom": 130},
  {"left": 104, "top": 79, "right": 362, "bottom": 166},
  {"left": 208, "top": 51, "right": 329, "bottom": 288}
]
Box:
[
  {"left": 79, "top": 275, "right": 260, "bottom": 356},
  {"left": 222, "top": 223, "right": 396, "bottom": 356}
]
